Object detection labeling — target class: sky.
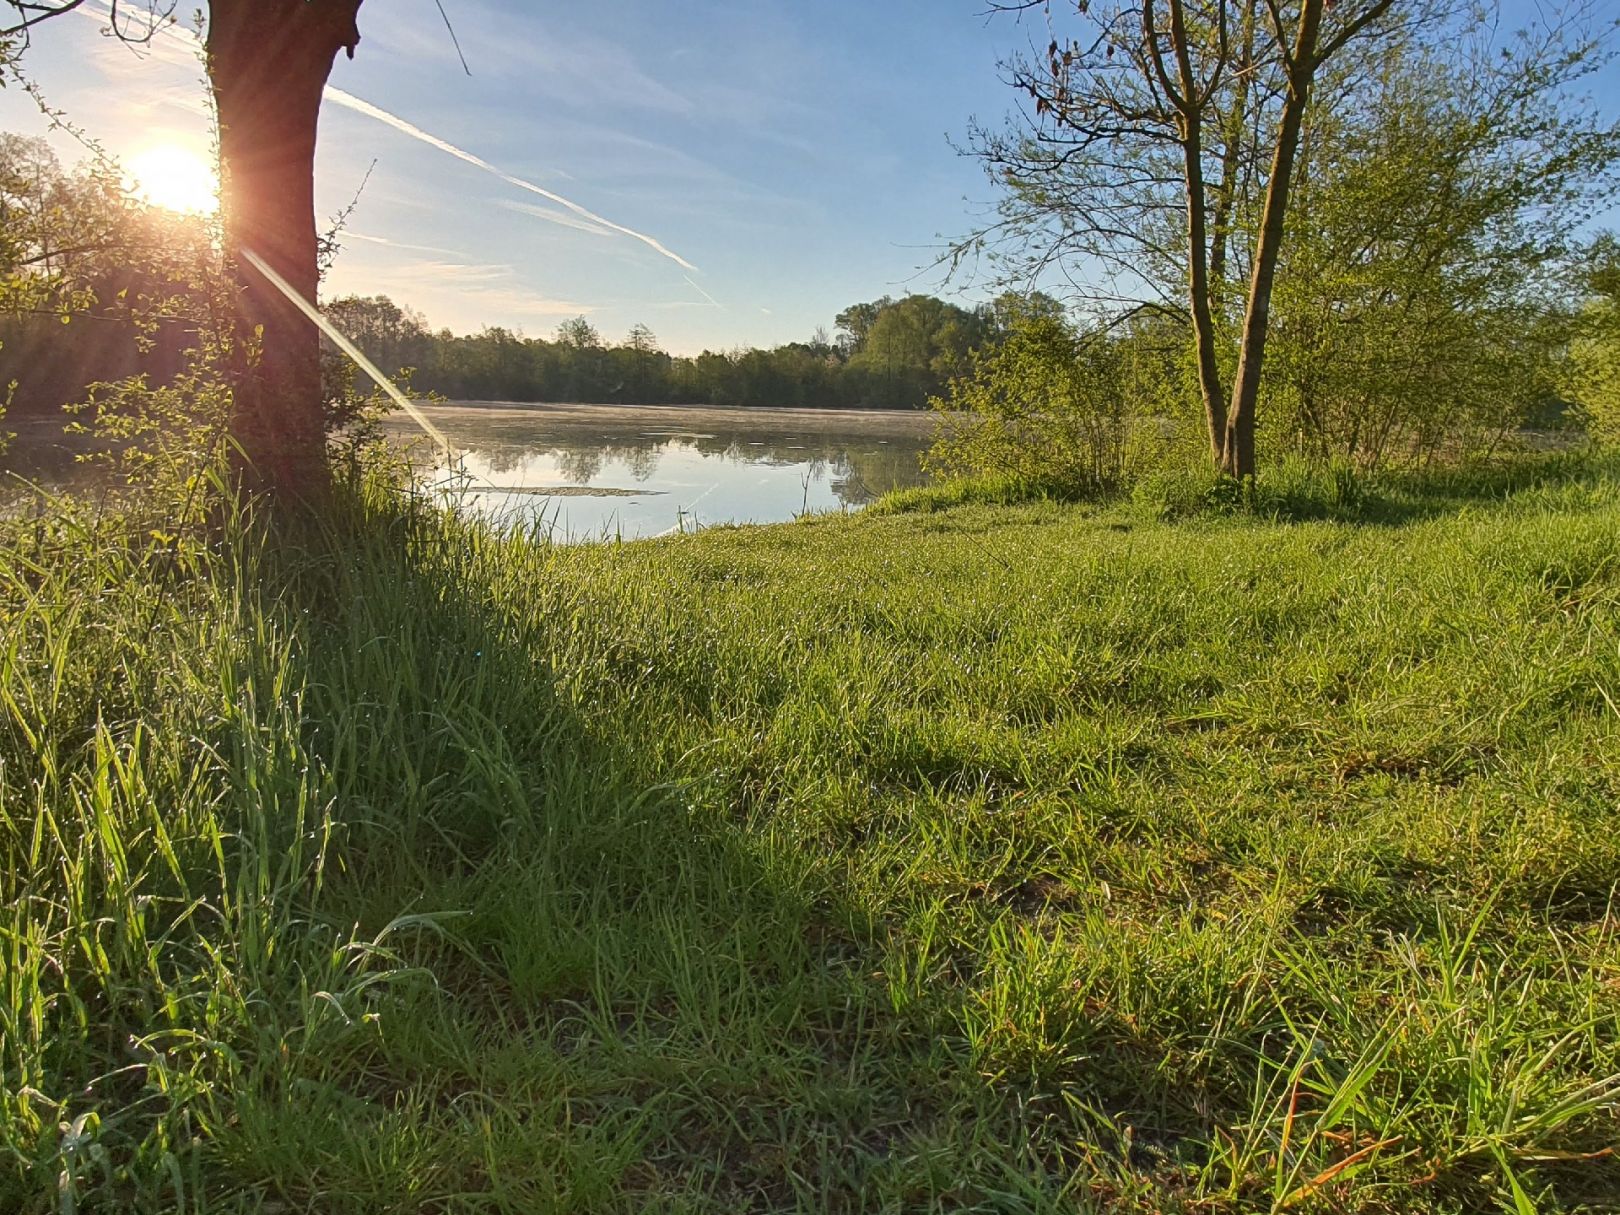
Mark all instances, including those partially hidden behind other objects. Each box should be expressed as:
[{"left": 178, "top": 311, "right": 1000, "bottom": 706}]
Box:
[{"left": 2, "top": 0, "right": 1615, "bottom": 355}]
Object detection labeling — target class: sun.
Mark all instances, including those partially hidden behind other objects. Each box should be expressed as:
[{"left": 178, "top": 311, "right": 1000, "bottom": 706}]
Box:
[{"left": 127, "top": 144, "right": 219, "bottom": 215}]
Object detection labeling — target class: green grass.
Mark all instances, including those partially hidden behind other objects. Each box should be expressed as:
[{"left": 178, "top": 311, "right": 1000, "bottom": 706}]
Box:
[
  {"left": 3, "top": 456, "right": 1619, "bottom": 1212},
  {"left": 871, "top": 472, "right": 1089, "bottom": 515}
]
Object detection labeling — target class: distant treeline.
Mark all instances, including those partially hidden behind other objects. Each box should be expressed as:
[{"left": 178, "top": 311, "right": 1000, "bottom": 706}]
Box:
[
  {"left": 325, "top": 292, "right": 1066, "bottom": 410},
  {"left": 0, "top": 283, "right": 1055, "bottom": 421}
]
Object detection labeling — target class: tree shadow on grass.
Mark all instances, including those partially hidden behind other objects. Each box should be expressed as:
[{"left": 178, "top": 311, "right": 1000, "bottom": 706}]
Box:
[
  {"left": 1241, "top": 449, "right": 1619, "bottom": 528},
  {"left": 244, "top": 487, "right": 1366, "bottom": 1212},
  {"left": 218, "top": 489, "right": 1087, "bottom": 1212},
  {"left": 219, "top": 480, "right": 1616, "bottom": 1214}
]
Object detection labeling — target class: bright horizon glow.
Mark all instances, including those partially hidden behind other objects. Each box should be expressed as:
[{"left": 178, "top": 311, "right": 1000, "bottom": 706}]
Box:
[{"left": 127, "top": 143, "right": 218, "bottom": 215}]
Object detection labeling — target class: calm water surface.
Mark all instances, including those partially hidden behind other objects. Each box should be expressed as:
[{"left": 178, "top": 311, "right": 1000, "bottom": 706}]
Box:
[{"left": 390, "top": 402, "right": 936, "bottom": 541}]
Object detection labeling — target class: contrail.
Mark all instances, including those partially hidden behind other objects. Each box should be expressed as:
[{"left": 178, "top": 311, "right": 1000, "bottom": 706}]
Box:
[
  {"left": 71, "top": 2, "right": 699, "bottom": 275},
  {"left": 344, "top": 231, "right": 468, "bottom": 257},
  {"left": 499, "top": 199, "right": 619, "bottom": 239},
  {"left": 323, "top": 87, "right": 698, "bottom": 273},
  {"left": 682, "top": 274, "right": 724, "bottom": 309}
]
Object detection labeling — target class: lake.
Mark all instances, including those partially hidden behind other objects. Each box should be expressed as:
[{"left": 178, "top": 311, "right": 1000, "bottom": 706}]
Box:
[
  {"left": 387, "top": 402, "right": 937, "bottom": 541},
  {"left": 0, "top": 402, "right": 939, "bottom": 537}
]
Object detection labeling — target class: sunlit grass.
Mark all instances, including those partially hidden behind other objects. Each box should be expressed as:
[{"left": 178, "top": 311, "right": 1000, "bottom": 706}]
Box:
[{"left": 2, "top": 456, "right": 1618, "bottom": 1211}]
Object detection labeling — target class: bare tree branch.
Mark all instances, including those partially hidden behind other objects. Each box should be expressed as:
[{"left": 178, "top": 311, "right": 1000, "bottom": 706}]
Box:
[
  {"left": 2, "top": 0, "right": 175, "bottom": 44},
  {"left": 432, "top": 0, "right": 470, "bottom": 76},
  {"left": 1, "top": 0, "right": 90, "bottom": 38}
]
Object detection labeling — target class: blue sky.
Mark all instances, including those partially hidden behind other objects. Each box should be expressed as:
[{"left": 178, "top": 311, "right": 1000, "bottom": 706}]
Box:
[{"left": 2, "top": 0, "right": 1614, "bottom": 354}]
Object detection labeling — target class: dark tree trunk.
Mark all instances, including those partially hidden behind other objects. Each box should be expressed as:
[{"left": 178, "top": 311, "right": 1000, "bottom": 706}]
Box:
[
  {"left": 1154, "top": 0, "right": 1228, "bottom": 466},
  {"left": 1222, "top": 0, "right": 1323, "bottom": 479},
  {"left": 1177, "top": 84, "right": 1230, "bottom": 468},
  {"left": 1208, "top": 0, "right": 1257, "bottom": 315},
  {"left": 206, "top": 0, "right": 363, "bottom": 502}
]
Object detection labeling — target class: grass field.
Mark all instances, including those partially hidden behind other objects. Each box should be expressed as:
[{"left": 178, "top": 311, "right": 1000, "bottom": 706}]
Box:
[{"left": 2, "top": 456, "right": 1618, "bottom": 1212}]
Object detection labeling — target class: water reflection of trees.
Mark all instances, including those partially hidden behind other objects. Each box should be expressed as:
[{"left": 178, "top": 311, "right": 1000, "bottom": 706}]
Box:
[
  {"left": 556, "top": 447, "right": 604, "bottom": 484},
  {"left": 446, "top": 424, "right": 927, "bottom": 505},
  {"left": 683, "top": 437, "right": 924, "bottom": 500},
  {"left": 620, "top": 445, "right": 661, "bottom": 482},
  {"left": 834, "top": 445, "right": 929, "bottom": 503},
  {"left": 477, "top": 446, "right": 529, "bottom": 476},
  {"left": 460, "top": 443, "right": 657, "bottom": 485},
  {"left": 554, "top": 442, "right": 661, "bottom": 483}
]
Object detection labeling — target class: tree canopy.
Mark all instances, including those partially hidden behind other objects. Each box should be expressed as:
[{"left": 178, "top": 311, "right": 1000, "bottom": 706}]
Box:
[{"left": 959, "top": 0, "right": 1618, "bottom": 475}]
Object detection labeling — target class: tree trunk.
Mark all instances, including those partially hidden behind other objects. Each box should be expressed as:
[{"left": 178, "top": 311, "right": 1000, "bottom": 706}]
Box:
[
  {"left": 207, "top": 0, "right": 363, "bottom": 503},
  {"left": 1161, "top": 0, "right": 1228, "bottom": 466},
  {"left": 1208, "top": 0, "right": 1257, "bottom": 314},
  {"left": 1222, "top": 0, "right": 1324, "bottom": 479}
]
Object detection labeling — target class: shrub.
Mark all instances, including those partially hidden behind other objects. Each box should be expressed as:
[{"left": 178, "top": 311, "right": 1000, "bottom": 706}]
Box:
[
  {"left": 923, "top": 312, "right": 1130, "bottom": 499},
  {"left": 1565, "top": 299, "right": 1620, "bottom": 443}
]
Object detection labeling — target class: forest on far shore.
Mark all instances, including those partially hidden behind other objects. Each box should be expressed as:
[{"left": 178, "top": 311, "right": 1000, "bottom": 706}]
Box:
[{"left": 322, "top": 289, "right": 1055, "bottom": 410}]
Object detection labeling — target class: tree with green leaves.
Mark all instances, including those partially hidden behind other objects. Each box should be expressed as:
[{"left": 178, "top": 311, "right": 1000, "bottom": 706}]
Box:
[
  {"left": 833, "top": 297, "right": 894, "bottom": 357},
  {"left": 965, "top": 0, "right": 1606, "bottom": 477},
  {"left": 4, "top": 0, "right": 367, "bottom": 501},
  {"left": 324, "top": 294, "right": 432, "bottom": 376},
  {"left": 926, "top": 309, "right": 1128, "bottom": 494},
  {"left": 1263, "top": 18, "right": 1616, "bottom": 465},
  {"left": 555, "top": 315, "right": 603, "bottom": 351},
  {"left": 844, "top": 295, "right": 993, "bottom": 407},
  {"left": 0, "top": 133, "right": 116, "bottom": 315},
  {"left": 1565, "top": 239, "right": 1620, "bottom": 441},
  {"left": 986, "top": 290, "right": 1067, "bottom": 336},
  {"left": 0, "top": 132, "right": 218, "bottom": 430}
]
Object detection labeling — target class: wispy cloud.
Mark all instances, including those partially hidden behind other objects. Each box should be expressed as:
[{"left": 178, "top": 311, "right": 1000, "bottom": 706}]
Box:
[
  {"left": 329, "top": 256, "right": 600, "bottom": 325},
  {"left": 497, "top": 200, "right": 618, "bottom": 240},
  {"left": 66, "top": 0, "right": 210, "bottom": 120},
  {"left": 71, "top": 1, "right": 701, "bottom": 275},
  {"left": 647, "top": 299, "right": 726, "bottom": 311},
  {"left": 363, "top": 15, "right": 697, "bottom": 119},
  {"left": 74, "top": 0, "right": 202, "bottom": 71},
  {"left": 397, "top": 260, "right": 517, "bottom": 285},
  {"left": 323, "top": 87, "right": 698, "bottom": 273},
  {"left": 341, "top": 231, "right": 468, "bottom": 258}
]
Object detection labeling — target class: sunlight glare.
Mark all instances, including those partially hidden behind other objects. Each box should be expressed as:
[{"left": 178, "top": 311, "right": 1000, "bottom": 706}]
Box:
[{"left": 127, "top": 144, "right": 219, "bottom": 215}]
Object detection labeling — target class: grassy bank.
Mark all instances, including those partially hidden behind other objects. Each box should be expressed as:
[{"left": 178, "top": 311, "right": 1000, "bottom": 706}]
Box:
[{"left": 3, "top": 457, "right": 1618, "bottom": 1212}]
